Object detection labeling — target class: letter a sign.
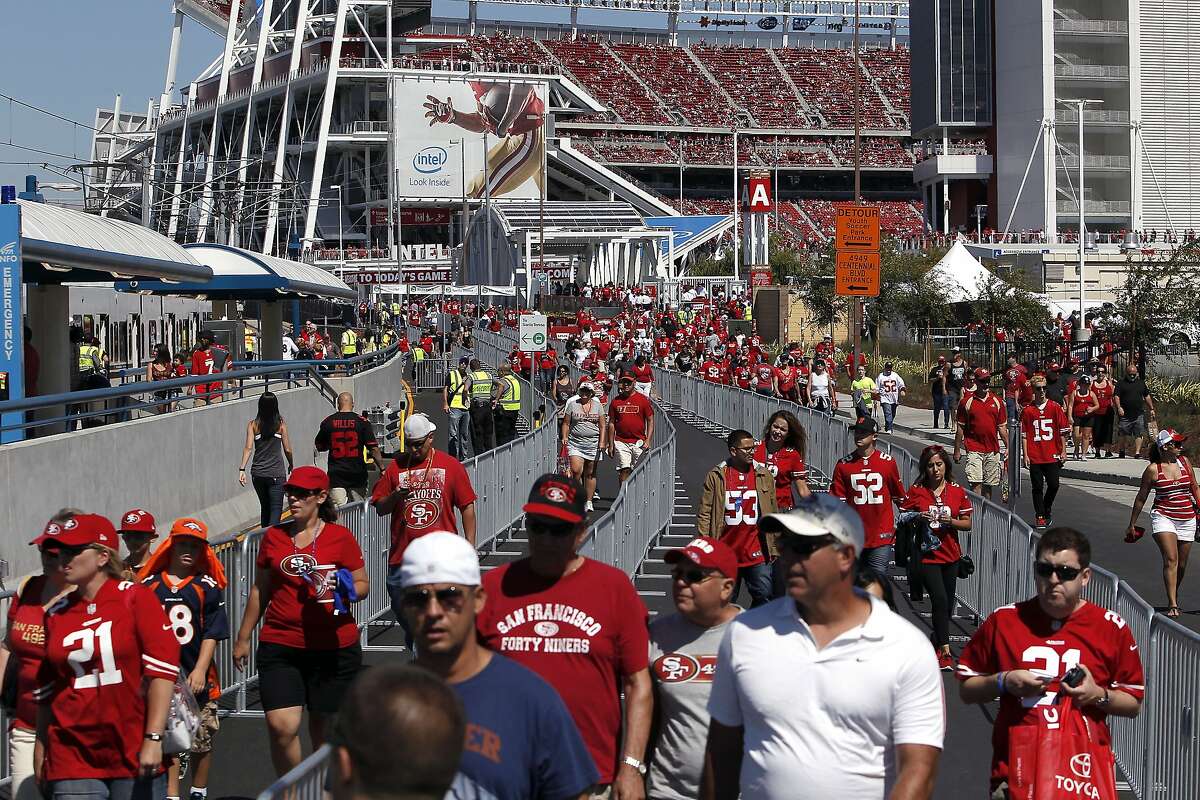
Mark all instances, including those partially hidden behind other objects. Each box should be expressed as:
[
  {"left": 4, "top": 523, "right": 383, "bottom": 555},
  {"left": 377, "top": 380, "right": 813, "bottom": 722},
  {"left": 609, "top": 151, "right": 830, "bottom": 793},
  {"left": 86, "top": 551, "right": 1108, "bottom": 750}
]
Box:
[{"left": 745, "top": 176, "right": 772, "bottom": 212}]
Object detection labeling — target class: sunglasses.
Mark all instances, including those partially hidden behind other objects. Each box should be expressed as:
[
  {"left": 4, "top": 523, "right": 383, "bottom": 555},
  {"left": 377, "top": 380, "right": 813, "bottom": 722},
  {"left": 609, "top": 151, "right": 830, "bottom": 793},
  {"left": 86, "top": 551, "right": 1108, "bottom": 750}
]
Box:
[
  {"left": 400, "top": 586, "right": 467, "bottom": 611},
  {"left": 526, "top": 517, "right": 577, "bottom": 537},
  {"left": 671, "top": 566, "right": 717, "bottom": 585},
  {"left": 284, "top": 485, "right": 322, "bottom": 499},
  {"left": 1034, "top": 561, "right": 1083, "bottom": 582},
  {"left": 780, "top": 534, "right": 839, "bottom": 560}
]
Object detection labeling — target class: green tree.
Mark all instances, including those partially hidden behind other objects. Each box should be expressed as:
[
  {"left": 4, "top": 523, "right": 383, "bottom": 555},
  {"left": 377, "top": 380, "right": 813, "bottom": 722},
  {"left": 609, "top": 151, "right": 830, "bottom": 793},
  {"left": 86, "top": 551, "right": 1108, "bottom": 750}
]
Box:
[
  {"left": 1089, "top": 240, "right": 1200, "bottom": 357},
  {"left": 865, "top": 243, "right": 953, "bottom": 355},
  {"left": 969, "top": 271, "right": 1052, "bottom": 365}
]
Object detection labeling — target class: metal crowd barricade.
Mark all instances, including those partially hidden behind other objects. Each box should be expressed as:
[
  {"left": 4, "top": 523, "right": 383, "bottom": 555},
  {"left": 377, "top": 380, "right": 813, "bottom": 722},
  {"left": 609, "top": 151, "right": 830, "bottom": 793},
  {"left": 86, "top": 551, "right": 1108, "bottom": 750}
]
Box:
[
  {"left": 410, "top": 357, "right": 450, "bottom": 391},
  {"left": 255, "top": 744, "right": 331, "bottom": 800},
  {"left": 1144, "top": 616, "right": 1200, "bottom": 800},
  {"left": 1110, "top": 581, "right": 1156, "bottom": 799}
]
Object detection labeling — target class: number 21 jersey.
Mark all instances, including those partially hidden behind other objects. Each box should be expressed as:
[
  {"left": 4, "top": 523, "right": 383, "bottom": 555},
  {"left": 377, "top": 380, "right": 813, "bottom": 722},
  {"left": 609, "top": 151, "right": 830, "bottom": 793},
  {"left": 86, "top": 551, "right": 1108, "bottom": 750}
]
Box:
[
  {"left": 35, "top": 580, "right": 180, "bottom": 781},
  {"left": 830, "top": 450, "right": 905, "bottom": 549}
]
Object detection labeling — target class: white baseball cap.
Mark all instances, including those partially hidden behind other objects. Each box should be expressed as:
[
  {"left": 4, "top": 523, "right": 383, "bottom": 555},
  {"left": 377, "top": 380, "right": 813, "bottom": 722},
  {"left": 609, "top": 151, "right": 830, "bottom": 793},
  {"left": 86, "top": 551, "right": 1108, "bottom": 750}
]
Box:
[
  {"left": 399, "top": 532, "right": 480, "bottom": 589},
  {"left": 759, "top": 494, "right": 865, "bottom": 554},
  {"left": 403, "top": 413, "right": 436, "bottom": 440}
]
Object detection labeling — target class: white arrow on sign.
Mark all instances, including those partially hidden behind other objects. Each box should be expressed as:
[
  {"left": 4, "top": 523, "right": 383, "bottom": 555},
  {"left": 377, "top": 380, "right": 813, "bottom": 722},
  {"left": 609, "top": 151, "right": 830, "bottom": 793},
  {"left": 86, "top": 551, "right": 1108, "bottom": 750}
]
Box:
[{"left": 518, "top": 313, "right": 549, "bottom": 352}]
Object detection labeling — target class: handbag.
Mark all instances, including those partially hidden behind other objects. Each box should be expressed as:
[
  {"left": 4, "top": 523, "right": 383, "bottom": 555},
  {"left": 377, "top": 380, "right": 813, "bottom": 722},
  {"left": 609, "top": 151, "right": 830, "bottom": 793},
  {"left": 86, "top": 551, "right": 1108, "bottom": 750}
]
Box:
[
  {"left": 163, "top": 671, "right": 202, "bottom": 755},
  {"left": 1007, "top": 697, "right": 1118, "bottom": 800},
  {"left": 957, "top": 554, "right": 976, "bottom": 578}
]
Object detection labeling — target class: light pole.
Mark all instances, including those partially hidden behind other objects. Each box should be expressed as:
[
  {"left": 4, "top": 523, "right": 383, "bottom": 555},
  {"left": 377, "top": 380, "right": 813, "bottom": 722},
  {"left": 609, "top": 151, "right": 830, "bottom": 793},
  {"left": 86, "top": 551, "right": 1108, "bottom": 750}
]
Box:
[
  {"left": 329, "top": 183, "right": 344, "bottom": 262},
  {"left": 1058, "top": 98, "right": 1103, "bottom": 328},
  {"left": 732, "top": 126, "right": 740, "bottom": 282},
  {"left": 975, "top": 203, "right": 987, "bottom": 243}
]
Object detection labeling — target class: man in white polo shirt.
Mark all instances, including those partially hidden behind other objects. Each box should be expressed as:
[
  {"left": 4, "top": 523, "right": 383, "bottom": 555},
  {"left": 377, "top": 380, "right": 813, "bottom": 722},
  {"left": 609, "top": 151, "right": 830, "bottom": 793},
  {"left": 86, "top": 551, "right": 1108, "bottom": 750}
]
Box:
[{"left": 701, "top": 493, "right": 944, "bottom": 800}]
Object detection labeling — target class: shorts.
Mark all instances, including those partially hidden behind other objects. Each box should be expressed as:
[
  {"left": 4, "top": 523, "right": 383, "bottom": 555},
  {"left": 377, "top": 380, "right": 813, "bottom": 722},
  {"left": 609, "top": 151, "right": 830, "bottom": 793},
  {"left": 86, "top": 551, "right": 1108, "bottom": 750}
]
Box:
[
  {"left": 1118, "top": 415, "right": 1145, "bottom": 437},
  {"left": 965, "top": 450, "right": 1002, "bottom": 487},
  {"left": 567, "top": 442, "right": 599, "bottom": 461},
  {"left": 634, "top": 381, "right": 652, "bottom": 397},
  {"left": 190, "top": 701, "right": 220, "bottom": 754},
  {"left": 194, "top": 382, "right": 222, "bottom": 400},
  {"left": 330, "top": 486, "right": 367, "bottom": 507},
  {"left": 256, "top": 640, "right": 362, "bottom": 713},
  {"left": 1073, "top": 415, "right": 1093, "bottom": 429},
  {"left": 1151, "top": 511, "right": 1197, "bottom": 543},
  {"left": 613, "top": 439, "right": 644, "bottom": 470}
]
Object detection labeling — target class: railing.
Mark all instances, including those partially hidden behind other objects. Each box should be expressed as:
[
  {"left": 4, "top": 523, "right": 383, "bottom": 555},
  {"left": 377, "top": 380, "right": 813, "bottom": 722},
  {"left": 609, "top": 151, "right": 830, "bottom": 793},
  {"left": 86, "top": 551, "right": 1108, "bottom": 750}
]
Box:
[
  {"left": 1054, "top": 64, "right": 1130, "bottom": 79},
  {"left": 661, "top": 365, "right": 1199, "bottom": 799},
  {"left": 331, "top": 120, "right": 389, "bottom": 135},
  {"left": 255, "top": 745, "right": 330, "bottom": 800},
  {"left": 1055, "top": 109, "right": 1131, "bottom": 124},
  {"left": 1056, "top": 199, "right": 1132, "bottom": 214},
  {"left": 1053, "top": 19, "right": 1129, "bottom": 34},
  {"left": 1057, "top": 155, "right": 1131, "bottom": 169}
]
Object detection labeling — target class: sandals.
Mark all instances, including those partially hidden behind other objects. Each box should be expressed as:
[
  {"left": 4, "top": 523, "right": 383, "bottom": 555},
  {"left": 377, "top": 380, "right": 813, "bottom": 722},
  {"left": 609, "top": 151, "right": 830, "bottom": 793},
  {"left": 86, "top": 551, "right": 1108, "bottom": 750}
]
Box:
[{"left": 1166, "top": 606, "right": 1182, "bottom": 618}]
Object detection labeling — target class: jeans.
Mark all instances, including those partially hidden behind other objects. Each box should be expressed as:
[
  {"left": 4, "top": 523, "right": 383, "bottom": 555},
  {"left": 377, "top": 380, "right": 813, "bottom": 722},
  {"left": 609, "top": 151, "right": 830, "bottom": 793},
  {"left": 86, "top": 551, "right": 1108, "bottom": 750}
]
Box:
[
  {"left": 881, "top": 402, "right": 897, "bottom": 431},
  {"left": 51, "top": 774, "right": 166, "bottom": 800},
  {"left": 1029, "top": 461, "right": 1063, "bottom": 519},
  {"left": 932, "top": 392, "right": 947, "bottom": 428},
  {"left": 1005, "top": 397, "right": 1018, "bottom": 427},
  {"left": 918, "top": 561, "right": 958, "bottom": 648},
  {"left": 447, "top": 407, "right": 474, "bottom": 460},
  {"left": 735, "top": 562, "right": 774, "bottom": 608},
  {"left": 386, "top": 564, "right": 414, "bottom": 649},
  {"left": 252, "top": 475, "right": 285, "bottom": 528},
  {"left": 859, "top": 544, "right": 894, "bottom": 579}
]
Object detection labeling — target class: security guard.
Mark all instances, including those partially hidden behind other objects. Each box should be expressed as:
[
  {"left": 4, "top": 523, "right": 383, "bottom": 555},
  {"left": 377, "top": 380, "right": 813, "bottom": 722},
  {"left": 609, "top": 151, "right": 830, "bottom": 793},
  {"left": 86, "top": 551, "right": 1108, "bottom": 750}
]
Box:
[
  {"left": 493, "top": 363, "right": 522, "bottom": 447},
  {"left": 341, "top": 326, "right": 359, "bottom": 357},
  {"left": 78, "top": 338, "right": 103, "bottom": 375},
  {"left": 442, "top": 356, "right": 474, "bottom": 461},
  {"left": 467, "top": 357, "right": 497, "bottom": 454}
]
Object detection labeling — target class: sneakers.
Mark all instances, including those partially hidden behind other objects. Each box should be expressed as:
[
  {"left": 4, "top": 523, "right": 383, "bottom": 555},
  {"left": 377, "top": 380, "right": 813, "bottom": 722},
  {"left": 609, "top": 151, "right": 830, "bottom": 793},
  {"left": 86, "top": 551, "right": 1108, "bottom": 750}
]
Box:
[
  {"left": 937, "top": 650, "right": 956, "bottom": 672},
  {"left": 1035, "top": 516, "right": 1048, "bottom": 529},
  {"left": 585, "top": 500, "right": 594, "bottom": 513}
]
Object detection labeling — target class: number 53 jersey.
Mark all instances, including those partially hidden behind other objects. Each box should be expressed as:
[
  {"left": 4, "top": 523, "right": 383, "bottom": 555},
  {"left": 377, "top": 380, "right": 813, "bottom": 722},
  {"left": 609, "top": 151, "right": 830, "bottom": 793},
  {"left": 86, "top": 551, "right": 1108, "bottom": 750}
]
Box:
[
  {"left": 34, "top": 580, "right": 181, "bottom": 781},
  {"left": 142, "top": 572, "right": 230, "bottom": 701},
  {"left": 830, "top": 450, "right": 906, "bottom": 549}
]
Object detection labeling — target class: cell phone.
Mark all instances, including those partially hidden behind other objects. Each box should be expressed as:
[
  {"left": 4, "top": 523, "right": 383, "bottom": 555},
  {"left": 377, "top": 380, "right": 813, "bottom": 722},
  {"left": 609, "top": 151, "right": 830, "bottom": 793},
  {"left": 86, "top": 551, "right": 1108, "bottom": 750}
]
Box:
[{"left": 1061, "top": 667, "right": 1085, "bottom": 688}]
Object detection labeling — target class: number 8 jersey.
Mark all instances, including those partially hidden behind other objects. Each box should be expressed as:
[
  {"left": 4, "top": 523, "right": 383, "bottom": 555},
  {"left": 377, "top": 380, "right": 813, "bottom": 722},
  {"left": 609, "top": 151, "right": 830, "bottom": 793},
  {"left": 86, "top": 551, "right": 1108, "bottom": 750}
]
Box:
[
  {"left": 830, "top": 450, "right": 905, "bottom": 549},
  {"left": 34, "top": 580, "right": 181, "bottom": 781}
]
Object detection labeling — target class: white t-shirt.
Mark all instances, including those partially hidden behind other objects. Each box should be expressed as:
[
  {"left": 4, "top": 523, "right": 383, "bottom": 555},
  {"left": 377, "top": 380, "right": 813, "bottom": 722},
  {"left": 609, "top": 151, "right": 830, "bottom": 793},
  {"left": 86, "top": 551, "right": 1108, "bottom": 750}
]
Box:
[
  {"left": 707, "top": 593, "right": 945, "bottom": 800},
  {"left": 876, "top": 371, "right": 907, "bottom": 405},
  {"left": 809, "top": 371, "right": 831, "bottom": 399},
  {"left": 281, "top": 336, "right": 299, "bottom": 360}
]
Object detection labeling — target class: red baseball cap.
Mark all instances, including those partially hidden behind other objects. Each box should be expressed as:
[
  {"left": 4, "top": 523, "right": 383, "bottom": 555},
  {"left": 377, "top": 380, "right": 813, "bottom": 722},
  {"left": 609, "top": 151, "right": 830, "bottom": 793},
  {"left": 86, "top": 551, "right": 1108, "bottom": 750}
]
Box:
[
  {"left": 664, "top": 536, "right": 737, "bottom": 579},
  {"left": 30, "top": 513, "right": 119, "bottom": 549},
  {"left": 285, "top": 465, "right": 331, "bottom": 493},
  {"left": 973, "top": 367, "right": 991, "bottom": 381},
  {"left": 118, "top": 508, "right": 156, "bottom": 535}
]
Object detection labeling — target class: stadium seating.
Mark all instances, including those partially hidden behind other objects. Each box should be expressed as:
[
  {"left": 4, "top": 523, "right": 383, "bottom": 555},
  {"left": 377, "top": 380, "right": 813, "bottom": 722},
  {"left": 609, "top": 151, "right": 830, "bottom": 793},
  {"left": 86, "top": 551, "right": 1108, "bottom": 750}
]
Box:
[
  {"left": 610, "top": 43, "right": 738, "bottom": 126},
  {"left": 772, "top": 48, "right": 891, "bottom": 129},
  {"left": 689, "top": 45, "right": 807, "bottom": 128},
  {"left": 542, "top": 38, "right": 672, "bottom": 125},
  {"left": 798, "top": 199, "right": 925, "bottom": 238}
]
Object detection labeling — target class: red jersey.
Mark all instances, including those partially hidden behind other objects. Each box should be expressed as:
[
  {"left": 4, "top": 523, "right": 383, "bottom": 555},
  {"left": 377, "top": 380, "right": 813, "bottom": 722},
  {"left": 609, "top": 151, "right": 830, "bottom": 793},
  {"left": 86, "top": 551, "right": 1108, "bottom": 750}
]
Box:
[
  {"left": 35, "top": 580, "right": 180, "bottom": 781},
  {"left": 753, "top": 363, "right": 777, "bottom": 390},
  {"left": 608, "top": 391, "right": 654, "bottom": 443},
  {"left": 477, "top": 559, "right": 649, "bottom": 784},
  {"left": 1020, "top": 401, "right": 1070, "bottom": 465},
  {"left": 700, "top": 359, "right": 726, "bottom": 384},
  {"left": 1003, "top": 365, "right": 1028, "bottom": 401},
  {"left": 595, "top": 338, "right": 613, "bottom": 360},
  {"left": 654, "top": 337, "right": 670, "bottom": 358},
  {"left": 256, "top": 522, "right": 364, "bottom": 649},
  {"left": 777, "top": 366, "right": 798, "bottom": 393},
  {"left": 371, "top": 449, "right": 478, "bottom": 566},
  {"left": 733, "top": 365, "right": 752, "bottom": 389},
  {"left": 6, "top": 576, "right": 54, "bottom": 730},
  {"left": 753, "top": 441, "right": 808, "bottom": 511},
  {"left": 899, "top": 482, "right": 973, "bottom": 564},
  {"left": 957, "top": 600, "right": 1145, "bottom": 786},
  {"left": 958, "top": 392, "right": 1008, "bottom": 454},
  {"left": 719, "top": 464, "right": 766, "bottom": 566},
  {"left": 190, "top": 346, "right": 226, "bottom": 377},
  {"left": 830, "top": 450, "right": 905, "bottom": 549}
]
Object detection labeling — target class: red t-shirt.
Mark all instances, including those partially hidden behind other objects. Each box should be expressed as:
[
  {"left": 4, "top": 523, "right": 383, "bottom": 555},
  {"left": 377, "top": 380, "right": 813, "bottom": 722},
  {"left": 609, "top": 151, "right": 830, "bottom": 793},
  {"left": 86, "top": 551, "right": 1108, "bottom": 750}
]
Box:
[
  {"left": 1021, "top": 401, "right": 1069, "bottom": 464},
  {"left": 700, "top": 360, "right": 725, "bottom": 384},
  {"left": 733, "top": 365, "right": 752, "bottom": 389},
  {"left": 608, "top": 391, "right": 654, "bottom": 443},
  {"left": 754, "top": 363, "right": 777, "bottom": 389},
  {"left": 719, "top": 464, "right": 766, "bottom": 566},
  {"left": 753, "top": 441, "right": 808, "bottom": 511},
  {"left": 957, "top": 600, "right": 1145, "bottom": 786},
  {"left": 958, "top": 392, "right": 1008, "bottom": 453},
  {"left": 777, "top": 366, "right": 798, "bottom": 392},
  {"left": 830, "top": 450, "right": 905, "bottom": 549},
  {"left": 477, "top": 559, "right": 650, "bottom": 784},
  {"left": 630, "top": 363, "right": 653, "bottom": 383},
  {"left": 36, "top": 580, "right": 180, "bottom": 781},
  {"left": 900, "top": 482, "right": 973, "bottom": 564},
  {"left": 1003, "top": 365, "right": 1028, "bottom": 400},
  {"left": 6, "top": 576, "right": 53, "bottom": 730},
  {"left": 255, "top": 522, "right": 364, "bottom": 649},
  {"left": 371, "top": 449, "right": 477, "bottom": 566}
]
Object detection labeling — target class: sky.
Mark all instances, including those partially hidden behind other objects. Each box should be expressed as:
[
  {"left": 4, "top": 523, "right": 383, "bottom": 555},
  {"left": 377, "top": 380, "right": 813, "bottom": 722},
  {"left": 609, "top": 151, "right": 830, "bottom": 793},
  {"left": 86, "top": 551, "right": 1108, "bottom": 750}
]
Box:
[{"left": 0, "top": 1, "right": 217, "bottom": 197}]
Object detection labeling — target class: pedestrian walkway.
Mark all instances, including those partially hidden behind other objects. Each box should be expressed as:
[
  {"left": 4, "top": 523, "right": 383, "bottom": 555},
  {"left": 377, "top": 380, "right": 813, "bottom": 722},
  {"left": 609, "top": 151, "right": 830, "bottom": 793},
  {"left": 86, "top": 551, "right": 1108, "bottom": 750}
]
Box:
[{"left": 836, "top": 393, "right": 1149, "bottom": 485}]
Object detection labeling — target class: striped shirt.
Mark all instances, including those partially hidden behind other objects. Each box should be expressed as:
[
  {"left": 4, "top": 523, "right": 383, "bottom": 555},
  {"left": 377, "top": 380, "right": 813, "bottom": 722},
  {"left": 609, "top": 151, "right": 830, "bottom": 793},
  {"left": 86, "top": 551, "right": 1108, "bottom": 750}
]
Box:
[{"left": 1152, "top": 457, "right": 1198, "bottom": 521}]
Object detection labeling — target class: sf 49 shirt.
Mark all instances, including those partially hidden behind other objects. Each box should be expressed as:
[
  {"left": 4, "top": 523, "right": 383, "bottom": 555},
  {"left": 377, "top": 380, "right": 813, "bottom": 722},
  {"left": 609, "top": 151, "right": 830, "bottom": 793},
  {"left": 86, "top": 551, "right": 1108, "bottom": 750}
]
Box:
[
  {"left": 35, "top": 580, "right": 180, "bottom": 781},
  {"left": 830, "top": 450, "right": 905, "bottom": 549},
  {"left": 1020, "top": 401, "right": 1070, "bottom": 464},
  {"left": 721, "top": 465, "right": 766, "bottom": 566},
  {"left": 956, "top": 599, "right": 1145, "bottom": 785}
]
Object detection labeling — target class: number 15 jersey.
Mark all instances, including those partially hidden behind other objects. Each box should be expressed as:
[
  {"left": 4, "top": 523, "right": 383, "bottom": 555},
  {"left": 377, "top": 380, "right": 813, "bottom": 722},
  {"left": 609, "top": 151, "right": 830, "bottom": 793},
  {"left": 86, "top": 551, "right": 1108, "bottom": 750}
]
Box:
[
  {"left": 830, "top": 450, "right": 905, "bottom": 549},
  {"left": 35, "top": 580, "right": 180, "bottom": 781}
]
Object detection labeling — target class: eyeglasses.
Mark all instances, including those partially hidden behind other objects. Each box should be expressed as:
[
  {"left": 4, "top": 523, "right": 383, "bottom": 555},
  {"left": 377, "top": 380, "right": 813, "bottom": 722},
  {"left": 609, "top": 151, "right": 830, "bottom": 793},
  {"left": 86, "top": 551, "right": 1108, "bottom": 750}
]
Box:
[
  {"left": 400, "top": 586, "right": 467, "bottom": 611},
  {"left": 1034, "top": 561, "right": 1083, "bottom": 582},
  {"left": 731, "top": 443, "right": 756, "bottom": 454},
  {"left": 526, "top": 517, "right": 577, "bottom": 537},
  {"left": 671, "top": 566, "right": 717, "bottom": 584},
  {"left": 779, "top": 534, "right": 839, "bottom": 560}
]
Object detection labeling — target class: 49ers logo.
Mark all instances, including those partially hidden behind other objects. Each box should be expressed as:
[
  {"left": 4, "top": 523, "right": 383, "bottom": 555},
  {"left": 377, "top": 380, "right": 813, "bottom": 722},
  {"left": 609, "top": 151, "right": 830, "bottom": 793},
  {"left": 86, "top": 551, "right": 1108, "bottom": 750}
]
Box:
[
  {"left": 653, "top": 653, "right": 717, "bottom": 683},
  {"left": 280, "top": 553, "right": 319, "bottom": 577},
  {"left": 406, "top": 499, "right": 441, "bottom": 530}
]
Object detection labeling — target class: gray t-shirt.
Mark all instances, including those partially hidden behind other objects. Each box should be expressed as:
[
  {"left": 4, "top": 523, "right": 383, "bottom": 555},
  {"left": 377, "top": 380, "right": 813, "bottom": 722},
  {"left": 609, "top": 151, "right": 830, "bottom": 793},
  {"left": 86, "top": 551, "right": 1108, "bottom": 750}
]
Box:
[
  {"left": 564, "top": 398, "right": 603, "bottom": 449},
  {"left": 647, "top": 610, "right": 740, "bottom": 800}
]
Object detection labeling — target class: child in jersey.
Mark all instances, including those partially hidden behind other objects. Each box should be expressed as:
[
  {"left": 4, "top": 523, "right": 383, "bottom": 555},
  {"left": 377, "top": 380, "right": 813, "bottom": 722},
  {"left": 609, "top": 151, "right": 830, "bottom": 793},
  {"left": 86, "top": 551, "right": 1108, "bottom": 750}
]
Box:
[{"left": 139, "top": 518, "right": 229, "bottom": 800}]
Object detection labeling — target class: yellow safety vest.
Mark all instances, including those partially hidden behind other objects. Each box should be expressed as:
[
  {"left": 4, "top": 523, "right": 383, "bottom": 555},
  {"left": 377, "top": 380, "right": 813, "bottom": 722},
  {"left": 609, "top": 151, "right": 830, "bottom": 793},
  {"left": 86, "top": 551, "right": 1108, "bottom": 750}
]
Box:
[
  {"left": 499, "top": 375, "right": 521, "bottom": 411},
  {"left": 413, "top": 347, "right": 426, "bottom": 361},
  {"left": 382, "top": 331, "right": 394, "bottom": 346},
  {"left": 745, "top": 306, "right": 753, "bottom": 321},
  {"left": 469, "top": 370, "right": 493, "bottom": 400},
  {"left": 391, "top": 302, "right": 401, "bottom": 316},
  {"left": 447, "top": 369, "right": 470, "bottom": 410},
  {"left": 78, "top": 345, "right": 101, "bottom": 372},
  {"left": 341, "top": 330, "right": 358, "bottom": 355}
]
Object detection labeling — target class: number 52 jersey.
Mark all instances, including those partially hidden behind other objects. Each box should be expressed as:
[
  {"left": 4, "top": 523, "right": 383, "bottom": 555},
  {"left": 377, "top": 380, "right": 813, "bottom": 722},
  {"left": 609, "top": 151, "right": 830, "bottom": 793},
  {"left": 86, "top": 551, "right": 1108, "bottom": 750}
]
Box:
[
  {"left": 34, "top": 580, "right": 181, "bottom": 781},
  {"left": 830, "top": 450, "right": 905, "bottom": 549}
]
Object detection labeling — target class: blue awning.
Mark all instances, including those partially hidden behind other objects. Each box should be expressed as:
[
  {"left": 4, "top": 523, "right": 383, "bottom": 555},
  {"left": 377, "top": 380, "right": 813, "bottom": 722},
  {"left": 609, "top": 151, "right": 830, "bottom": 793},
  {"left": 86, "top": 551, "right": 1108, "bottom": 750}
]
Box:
[
  {"left": 645, "top": 215, "right": 735, "bottom": 262},
  {"left": 115, "top": 243, "right": 356, "bottom": 302}
]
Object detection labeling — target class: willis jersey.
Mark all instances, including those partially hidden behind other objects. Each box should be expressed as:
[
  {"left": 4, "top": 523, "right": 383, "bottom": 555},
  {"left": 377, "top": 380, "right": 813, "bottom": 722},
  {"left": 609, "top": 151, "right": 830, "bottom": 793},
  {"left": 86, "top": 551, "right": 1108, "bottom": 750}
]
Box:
[{"left": 142, "top": 573, "right": 230, "bottom": 701}]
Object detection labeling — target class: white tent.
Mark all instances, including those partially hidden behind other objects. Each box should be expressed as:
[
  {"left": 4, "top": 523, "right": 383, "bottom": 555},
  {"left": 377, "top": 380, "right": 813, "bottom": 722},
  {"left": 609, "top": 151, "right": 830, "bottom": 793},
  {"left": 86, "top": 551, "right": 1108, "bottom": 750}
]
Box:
[{"left": 927, "top": 239, "right": 992, "bottom": 303}]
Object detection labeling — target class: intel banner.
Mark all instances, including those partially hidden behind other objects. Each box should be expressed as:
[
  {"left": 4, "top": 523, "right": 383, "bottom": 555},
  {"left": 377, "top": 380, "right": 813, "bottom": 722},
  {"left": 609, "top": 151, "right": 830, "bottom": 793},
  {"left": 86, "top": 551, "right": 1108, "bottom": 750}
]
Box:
[
  {"left": 392, "top": 76, "right": 547, "bottom": 201},
  {"left": 0, "top": 203, "right": 24, "bottom": 443}
]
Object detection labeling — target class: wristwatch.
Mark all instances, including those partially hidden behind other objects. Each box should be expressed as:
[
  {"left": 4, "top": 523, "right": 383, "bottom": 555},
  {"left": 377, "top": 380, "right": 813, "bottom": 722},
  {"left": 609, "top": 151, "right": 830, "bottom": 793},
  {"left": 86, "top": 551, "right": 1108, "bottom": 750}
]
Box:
[
  {"left": 144, "top": 732, "right": 164, "bottom": 742},
  {"left": 622, "top": 755, "right": 647, "bottom": 776}
]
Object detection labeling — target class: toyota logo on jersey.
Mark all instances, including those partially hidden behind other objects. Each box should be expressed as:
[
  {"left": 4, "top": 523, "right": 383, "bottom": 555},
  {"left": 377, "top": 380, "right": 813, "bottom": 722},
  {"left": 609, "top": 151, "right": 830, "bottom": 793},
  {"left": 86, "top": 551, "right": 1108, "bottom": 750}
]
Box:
[
  {"left": 406, "top": 499, "right": 441, "bottom": 530},
  {"left": 1069, "top": 753, "right": 1092, "bottom": 779},
  {"left": 653, "top": 653, "right": 718, "bottom": 683}
]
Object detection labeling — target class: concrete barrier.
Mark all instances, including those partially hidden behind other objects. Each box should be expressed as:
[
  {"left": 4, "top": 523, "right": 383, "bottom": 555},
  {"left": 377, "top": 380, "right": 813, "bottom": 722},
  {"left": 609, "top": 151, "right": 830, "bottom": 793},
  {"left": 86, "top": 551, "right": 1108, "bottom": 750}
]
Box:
[{"left": 0, "top": 355, "right": 405, "bottom": 578}]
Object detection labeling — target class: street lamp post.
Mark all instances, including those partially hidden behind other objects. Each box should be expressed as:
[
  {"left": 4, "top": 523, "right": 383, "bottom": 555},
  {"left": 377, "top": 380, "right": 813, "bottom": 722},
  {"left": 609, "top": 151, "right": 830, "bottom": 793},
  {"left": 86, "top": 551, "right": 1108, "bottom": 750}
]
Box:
[
  {"left": 329, "top": 183, "right": 344, "bottom": 263},
  {"left": 732, "top": 127, "right": 739, "bottom": 282},
  {"left": 1058, "top": 98, "right": 1103, "bottom": 328}
]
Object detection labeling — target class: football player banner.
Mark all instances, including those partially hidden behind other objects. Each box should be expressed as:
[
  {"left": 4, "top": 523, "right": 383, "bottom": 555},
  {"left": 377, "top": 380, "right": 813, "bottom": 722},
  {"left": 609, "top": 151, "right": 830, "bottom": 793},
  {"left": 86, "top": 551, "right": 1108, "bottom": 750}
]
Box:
[
  {"left": 393, "top": 76, "right": 548, "bottom": 201},
  {"left": 1007, "top": 698, "right": 1118, "bottom": 800}
]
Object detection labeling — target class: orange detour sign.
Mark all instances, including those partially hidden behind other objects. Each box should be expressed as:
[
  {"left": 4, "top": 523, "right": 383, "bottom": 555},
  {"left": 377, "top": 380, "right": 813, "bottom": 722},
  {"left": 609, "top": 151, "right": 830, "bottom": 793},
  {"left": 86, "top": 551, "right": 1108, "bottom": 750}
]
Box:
[
  {"left": 835, "top": 250, "right": 881, "bottom": 297},
  {"left": 835, "top": 205, "right": 881, "bottom": 251}
]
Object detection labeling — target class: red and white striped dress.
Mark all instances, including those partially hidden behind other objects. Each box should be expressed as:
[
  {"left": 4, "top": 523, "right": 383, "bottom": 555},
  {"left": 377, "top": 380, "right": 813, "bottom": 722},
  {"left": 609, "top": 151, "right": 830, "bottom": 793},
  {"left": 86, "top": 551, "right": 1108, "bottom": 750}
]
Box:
[{"left": 1152, "top": 457, "right": 1198, "bottom": 521}]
